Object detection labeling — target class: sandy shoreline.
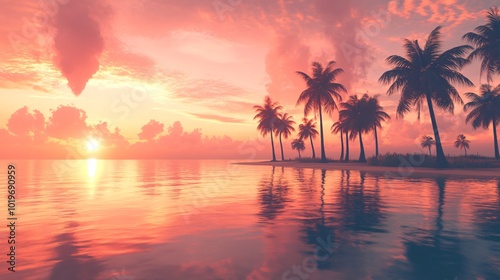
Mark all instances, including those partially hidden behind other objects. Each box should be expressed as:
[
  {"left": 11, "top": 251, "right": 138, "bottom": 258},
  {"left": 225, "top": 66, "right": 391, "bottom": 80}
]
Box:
[{"left": 234, "top": 161, "right": 500, "bottom": 178}]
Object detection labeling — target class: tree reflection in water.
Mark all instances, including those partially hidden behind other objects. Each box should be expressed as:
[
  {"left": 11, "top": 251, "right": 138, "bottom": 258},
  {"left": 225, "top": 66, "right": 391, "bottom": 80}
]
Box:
[{"left": 258, "top": 166, "right": 291, "bottom": 222}]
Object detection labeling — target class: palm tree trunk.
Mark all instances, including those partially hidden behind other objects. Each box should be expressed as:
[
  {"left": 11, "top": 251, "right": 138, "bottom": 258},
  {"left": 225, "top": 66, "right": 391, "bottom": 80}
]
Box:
[
  {"left": 339, "top": 128, "right": 344, "bottom": 161},
  {"left": 374, "top": 125, "right": 379, "bottom": 157},
  {"left": 493, "top": 117, "right": 499, "bottom": 159},
  {"left": 279, "top": 132, "right": 284, "bottom": 161},
  {"left": 428, "top": 147, "right": 431, "bottom": 156},
  {"left": 345, "top": 131, "right": 350, "bottom": 161},
  {"left": 464, "top": 147, "right": 467, "bottom": 157},
  {"left": 426, "top": 95, "right": 449, "bottom": 168},
  {"left": 318, "top": 104, "right": 327, "bottom": 162},
  {"left": 298, "top": 150, "right": 301, "bottom": 158},
  {"left": 270, "top": 132, "right": 276, "bottom": 162},
  {"left": 358, "top": 131, "right": 366, "bottom": 162},
  {"left": 309, "top": 136, "right": 316, "bottom": 159}
]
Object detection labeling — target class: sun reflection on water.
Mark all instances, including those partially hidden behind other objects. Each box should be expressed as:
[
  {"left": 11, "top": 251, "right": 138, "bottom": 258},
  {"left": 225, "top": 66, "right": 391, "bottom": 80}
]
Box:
[{"left": 88, "top": 158, "right": 97, "bottom": 179}]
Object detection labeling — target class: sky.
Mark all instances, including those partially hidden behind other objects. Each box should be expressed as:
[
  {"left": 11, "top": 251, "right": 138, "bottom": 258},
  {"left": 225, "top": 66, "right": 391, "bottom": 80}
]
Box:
[{"left": 0, "top": 0, "right": 499, "bottom": 159}]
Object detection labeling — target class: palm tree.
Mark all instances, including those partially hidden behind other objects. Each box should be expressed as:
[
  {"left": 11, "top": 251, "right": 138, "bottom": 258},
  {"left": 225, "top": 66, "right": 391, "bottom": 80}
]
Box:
[
  {"left": 365, "top": 95, "right": 391, "bottom": 157},
  {"left": 253, "top": 96, "right": 282, "bottom": 162},
  {"left": 464, "top": 84, "right": 500, "bottom": 159},
  {"left": 298, "top": 118, "right": 319, "bottom": 159},
  {"left": 339, "top": 95, "right": 372, "bottom": 162},
  {"left": 421, "top": 135, "right": 436, "bottom": 156},
  {"left": 291, "top": 139, "right": 306, "bottom": 158},
  {"left": 331, "top": 121, "right": 345, "bottom": 161},
  {"left": 344, "top": 129, "right": 350, "bottom": 161},
  {"left": 463, "top": 7, "right": 500, "bottom": 83},
  {"left": 454, "top": 134, "right": 471, "bottom": 156},
  {"left": 275, "top": 113, "right": 296, "bottom": 161},
  {"left": 297, "top": 61, "right": 347, "bottom": 162},
  {"left": 379, "top": 26, "right": 474, "bottom": 168}
]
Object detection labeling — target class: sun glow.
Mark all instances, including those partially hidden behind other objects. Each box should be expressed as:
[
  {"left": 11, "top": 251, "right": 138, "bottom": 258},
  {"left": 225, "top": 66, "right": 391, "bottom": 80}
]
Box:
[{"left": 87, "top": 138, "right": 99, "bottom": 152}]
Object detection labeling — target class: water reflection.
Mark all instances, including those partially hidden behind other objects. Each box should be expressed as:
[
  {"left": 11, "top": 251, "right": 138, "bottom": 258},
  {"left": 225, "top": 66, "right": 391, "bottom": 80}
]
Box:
[
  {"left": 336, "top": 170, "right": 386, "bottom": 233},
  {"left": 258, "top": 166, "right": 291, "bottom": 222},
  {"left": 48, "top": 223, "right": 101, "bottom": 280},
  {"left": 3, "top": 160, "right": 500, "bottom": 279}
]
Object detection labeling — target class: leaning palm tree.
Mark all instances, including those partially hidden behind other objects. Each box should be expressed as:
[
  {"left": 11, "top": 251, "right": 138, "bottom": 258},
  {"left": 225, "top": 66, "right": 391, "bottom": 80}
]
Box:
[
  {"left": 463, "top": 7, "right": 500, "bottom": 83},
  {"left": 421, "top": 135, "right": 436, "bottom": 156},
  {"left": 379, "top": 26, "right": 474, "bottom": 168},
  {"left": 275, "top": 113, "right": 296, "bottom": 161},
  {"left": 291, "top": 139, "right": 306, "bottom": 158},
  {"left": 454, "top": 134, "right": 471, "bottom": 156},
  {"left": 339, "top": 95, "right": 372, "bottom": 162},
  {"left": 331, "top": 121, "right": 345, "bottom": 161},
  {"left": 365, "top": 95, "right": 391, "bottom": 157},
  {"left": 464, "top": 84, "right": 500, "bottom": 159},
  {"left": 298, "top": 118, "right": 319, "bottom": 159},
  {"left": 297, "top": 61, "right": 347, "bottom": 162},
  {"left": 253, "top": 96, "right": 282, "bottom": 162}
]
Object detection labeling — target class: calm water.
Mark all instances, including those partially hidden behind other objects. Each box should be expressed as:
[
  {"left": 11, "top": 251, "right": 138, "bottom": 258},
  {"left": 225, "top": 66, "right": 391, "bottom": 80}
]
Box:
[{"left": 1, "top": 160, "right": 500, "bottom": 280}]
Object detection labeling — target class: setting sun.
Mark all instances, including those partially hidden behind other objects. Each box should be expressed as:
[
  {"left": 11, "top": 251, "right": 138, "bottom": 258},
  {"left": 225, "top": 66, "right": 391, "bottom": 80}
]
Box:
[{"left": 86, "top": 138, "right": 100, "bottom": 152}]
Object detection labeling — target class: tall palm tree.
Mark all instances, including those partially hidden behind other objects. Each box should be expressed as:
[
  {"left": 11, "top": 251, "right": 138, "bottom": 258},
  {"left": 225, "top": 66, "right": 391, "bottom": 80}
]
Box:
[
  {"left": 291, "top": 139, "right": 306, "bottom": 158},
  {"left": 331, "top": 121, "right": 345, "bottom": 161},
  {"left": 454, "top": 134, "right": 471, "bottom": 156},
  {"left": 339, "top": 95, "right": 372, "bottom": 162},
  {"left": 344, "top": 129, "right": 350, "bottom": 161},
  {"left": 298, "top": 118, "right": 319, "bottom": 159},
  {"left": 464, "top": 84, "right": 500, "bottom": 159},
  {"left": 297, "top": 61, "right": 347, "bottom": 162},
  {"left": 379, "top": 26, "right": 474, "bottom": 168},
  {"left": 275, "top": 113, "right": 296, "bottom": 161},
  {"left": 365, "top": 95, "right": 391, "bottom": 157},
  {"left": 253, "top": 96, "right": 282, "bottom": 162},
  {"left": 463, "top": 7, "right": 500, "bottom": 83},
  {"left": 421, "top": 135, "right": 436, "bottom": 156}
]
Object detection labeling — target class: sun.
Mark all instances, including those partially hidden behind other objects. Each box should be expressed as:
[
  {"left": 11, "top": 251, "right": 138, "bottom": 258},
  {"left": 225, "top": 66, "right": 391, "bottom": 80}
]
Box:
[{"left": 86, "top": 138, "right": 99, "bottom": 152}]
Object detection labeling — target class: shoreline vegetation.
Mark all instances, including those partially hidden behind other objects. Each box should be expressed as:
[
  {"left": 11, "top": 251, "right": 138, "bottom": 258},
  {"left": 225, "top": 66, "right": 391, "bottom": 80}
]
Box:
[
  {"left": 234, "top": 154, "right": 500, "bottom": 178},
  {"left": 253, "top": 8, "right": 500, "bottom": 170}
]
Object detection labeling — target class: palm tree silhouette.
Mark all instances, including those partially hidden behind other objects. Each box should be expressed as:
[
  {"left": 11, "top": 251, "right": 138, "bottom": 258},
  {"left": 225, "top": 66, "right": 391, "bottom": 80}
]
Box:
[
  {"left": 379, "top": 26, "right": 474, "bottom": 168},
  {"left": 331, "top": 121, "right": 345, "bottom": 161},
  {"left": 463, "top": 7, "right": 500, "bottom": 83},
  {"left": 339, "top": 95, "right": 372, "bottom": 162},
  {"left": 464, "top": 84, "right": 500, "bottom": 159},
  {"left": 365, "top": 95, "right": 390, "bottom": 157},
  {"left": 253, "top": 96, "right": 282, "bottom": 162},
  {"left": 420, "top": 135, "right": 436, "bottom": 156},
  {"left": 275, "top": 113, "right": 296, "bottom": 161},
  {"left": 291, "top": 138, "right": 306, "bottom": 158},
  {"left": 297, "top": 61, "right": 347, "bottom": 162},
  {"left": 298, "top": 118, "right": 319, "bottom": 159},
  {"left": 454, "top": 134, "right": 471, "bottom": 156},
  {"left": 344, "top": 128, "right": 350, "bottom": 161}
]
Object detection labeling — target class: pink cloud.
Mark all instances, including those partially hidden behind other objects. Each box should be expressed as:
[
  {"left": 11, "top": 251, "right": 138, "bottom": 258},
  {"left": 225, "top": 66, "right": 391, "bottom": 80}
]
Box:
[
  {"left": 7, "top": 106, "right": 45, "bottom": 142},
  {"left": 138, "top": 119, "right": 164, "bottom": 141},
  {"left": 53, "top": 0, "right": 111, "bottom": 96},
  {"left": 46, "top": 105, "right": 89, "bottom": 139},
  {"left": 91, "top": 122, "right": 129, "bottom": 148}
]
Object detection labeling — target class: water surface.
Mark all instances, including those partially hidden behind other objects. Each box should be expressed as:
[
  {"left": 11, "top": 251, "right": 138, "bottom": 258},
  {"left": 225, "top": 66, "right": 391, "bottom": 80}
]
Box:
[{"left": 1, "top": 160, "right": 499, "bottom": 280}]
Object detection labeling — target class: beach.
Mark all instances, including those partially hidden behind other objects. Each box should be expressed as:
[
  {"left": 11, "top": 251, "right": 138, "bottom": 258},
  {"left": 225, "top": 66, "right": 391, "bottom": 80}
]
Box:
[{"left": 235, "top": 160, "right": 500, "bottom": 178}]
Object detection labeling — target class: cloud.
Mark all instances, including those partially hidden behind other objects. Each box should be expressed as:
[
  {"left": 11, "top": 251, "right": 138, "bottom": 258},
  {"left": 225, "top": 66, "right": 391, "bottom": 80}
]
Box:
[
  {"left": 52, "top": 0, "right": 111, "bottom": 96},
  {"left": 189, "top": 113, "right": 246, "bottom": 123},
  {"left": 7, "top": 106, "right": 45, "bottom": 138},
  {"left": 91, "top": 122, "right": 129, "bottom": 147},
  {"left": 138, "top": 119, "right": 164, "bottom": 141},
  {"left": 46, "top": 105, "right": 89, "bottom": 139},
  {"left": 387, "top": 0, "right": 481, "bottom": 27}
]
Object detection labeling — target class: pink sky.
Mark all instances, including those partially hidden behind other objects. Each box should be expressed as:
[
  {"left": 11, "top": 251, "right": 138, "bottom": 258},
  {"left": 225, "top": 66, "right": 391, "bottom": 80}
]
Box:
[{"left": 0, "top": 0, "right": 498, "bottom": 159}]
